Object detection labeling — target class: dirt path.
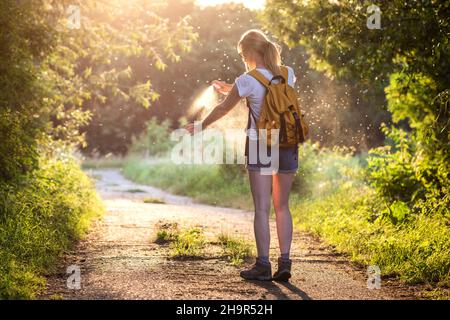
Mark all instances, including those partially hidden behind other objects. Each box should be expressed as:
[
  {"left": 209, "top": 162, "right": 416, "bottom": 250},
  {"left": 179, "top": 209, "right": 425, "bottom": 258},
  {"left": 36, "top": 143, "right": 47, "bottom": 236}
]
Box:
[{"left": 42, "top": 169, "right": 420, "bottom": 300}]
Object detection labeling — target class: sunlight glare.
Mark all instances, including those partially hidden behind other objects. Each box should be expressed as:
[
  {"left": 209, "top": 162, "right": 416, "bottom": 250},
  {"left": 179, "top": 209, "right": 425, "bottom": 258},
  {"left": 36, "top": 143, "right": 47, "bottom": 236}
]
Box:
[{"left": 195, "top": 0, "right": 266, "bottom": 10}]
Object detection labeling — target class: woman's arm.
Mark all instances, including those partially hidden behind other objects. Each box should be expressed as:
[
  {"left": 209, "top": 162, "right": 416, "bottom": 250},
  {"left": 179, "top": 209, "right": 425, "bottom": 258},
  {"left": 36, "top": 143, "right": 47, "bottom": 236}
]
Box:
[
  {"left": 185, "top": 85, "right": 241, "bottom": 134},
  {"left": 212, "top": 80, "right": 233, "bottom": 95}
]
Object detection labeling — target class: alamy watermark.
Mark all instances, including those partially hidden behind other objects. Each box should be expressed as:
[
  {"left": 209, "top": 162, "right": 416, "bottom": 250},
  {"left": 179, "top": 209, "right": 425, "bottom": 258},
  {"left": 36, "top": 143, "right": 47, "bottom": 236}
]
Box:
[
  {"left": 66, "top": 5, "right": 80, "bottom": 30},
  {"left": 66, "top": 265, "right": 81, "bottom": 290},
  {"left": 367, "top": 265, "right": 381, "bottom": 289},
  {"left": 170, "top": 123, "right": 281, "bottom": 175},
  {"left": 367, "top": 5, "right": 381, "bottom": 30}
]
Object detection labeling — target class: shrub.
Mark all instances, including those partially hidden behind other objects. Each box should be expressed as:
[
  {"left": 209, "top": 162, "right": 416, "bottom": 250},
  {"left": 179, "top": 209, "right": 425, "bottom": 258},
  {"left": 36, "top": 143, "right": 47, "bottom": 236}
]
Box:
[
  {"left": 0, "top": 156, "right": 103, "bottom": 299},
  {"left": 129, "top": 117, "right": 175, "bottom": 157},
  {"left": 170, "top": 228, "right": 205, "bottom": 258}
]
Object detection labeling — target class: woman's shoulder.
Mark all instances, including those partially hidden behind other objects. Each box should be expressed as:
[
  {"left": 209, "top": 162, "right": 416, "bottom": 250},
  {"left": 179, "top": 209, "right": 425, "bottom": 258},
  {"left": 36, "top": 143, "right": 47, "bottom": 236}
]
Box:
[
  {"left": 283, "top": 65, "right": 296, "bottom": 84},
  {"left": 235, "top": 72, "right": 260, "bottom": 86},
  {"left": 283, "top": 65, "right": 294, "bottom": 73},
  {"left": 234, "top": 72, "right": 261, "bottom": 98}
]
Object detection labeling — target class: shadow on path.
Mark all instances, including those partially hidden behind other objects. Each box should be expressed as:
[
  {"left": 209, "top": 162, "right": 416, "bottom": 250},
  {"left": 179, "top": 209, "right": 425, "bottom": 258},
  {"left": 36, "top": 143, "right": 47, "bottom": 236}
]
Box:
[{"left": 248, "top": 280, "right": 312, "bottom": 300}]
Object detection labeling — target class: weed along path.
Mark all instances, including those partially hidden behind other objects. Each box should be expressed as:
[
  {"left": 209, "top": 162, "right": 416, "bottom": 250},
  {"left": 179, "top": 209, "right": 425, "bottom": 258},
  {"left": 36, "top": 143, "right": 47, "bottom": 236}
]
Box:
[{"left": 43, "top": 169, "right": 418, "bottom": 300}]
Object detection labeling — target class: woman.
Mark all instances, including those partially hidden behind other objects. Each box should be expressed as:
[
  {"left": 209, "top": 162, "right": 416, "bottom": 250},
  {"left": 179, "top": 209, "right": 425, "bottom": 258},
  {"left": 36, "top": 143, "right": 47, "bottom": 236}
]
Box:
[{"left": 185, "top": 29, "right": 297, "bottom": 282}]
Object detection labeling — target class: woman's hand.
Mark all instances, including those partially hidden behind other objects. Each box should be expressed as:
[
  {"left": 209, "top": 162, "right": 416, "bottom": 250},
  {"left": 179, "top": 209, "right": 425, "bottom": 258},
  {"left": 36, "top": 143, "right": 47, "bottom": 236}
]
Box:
[
  {"left": 184, "top": 85, "right": 240, "bottom": 133},
  {"left": 184, "top": 122, "right": 198, "bottom": 135},
  {"left": 211, "top": 80, "right": 233, "bottom": 95}
]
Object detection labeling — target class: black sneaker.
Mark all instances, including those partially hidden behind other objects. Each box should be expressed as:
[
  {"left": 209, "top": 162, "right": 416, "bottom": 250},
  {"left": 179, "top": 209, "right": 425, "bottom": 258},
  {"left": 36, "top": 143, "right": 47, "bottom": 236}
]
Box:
[
  {"left": 240, "top": 260, "right": 272, "bottom": 281},
  {"left": 273, "top": 258, "right": 292, "bottom": 282}
]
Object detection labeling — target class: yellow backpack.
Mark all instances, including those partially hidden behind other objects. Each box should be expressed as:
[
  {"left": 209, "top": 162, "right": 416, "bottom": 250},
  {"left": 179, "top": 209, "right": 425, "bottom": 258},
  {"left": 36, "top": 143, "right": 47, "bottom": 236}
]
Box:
[{"left": 245, "top": 65, "right": 309, "bottom": 148}]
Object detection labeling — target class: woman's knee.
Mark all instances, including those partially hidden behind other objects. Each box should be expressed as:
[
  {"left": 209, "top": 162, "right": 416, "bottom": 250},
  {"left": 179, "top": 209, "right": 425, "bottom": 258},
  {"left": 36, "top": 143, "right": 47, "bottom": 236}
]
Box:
[
  {"left": 273, "top": 203, "right": 291, "bottom": 216},
  {"left": 254, "top": 204, "right": 271, "bottom": 221}
]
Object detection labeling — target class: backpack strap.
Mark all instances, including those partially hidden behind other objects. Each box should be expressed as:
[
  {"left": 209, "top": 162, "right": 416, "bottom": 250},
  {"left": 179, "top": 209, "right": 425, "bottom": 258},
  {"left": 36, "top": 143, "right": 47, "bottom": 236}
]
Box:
[
  {"left": 245, "top": 98, "right": 258, "bottom": 130},
  {"left": 246, "top": 69, "right": 270, "bottom": 88},
  {"left": 248, "top": 66, "right": 289, "bottom": 86},
  {"left": 245, "top": 98, "right": 259, "bottom": 158}
]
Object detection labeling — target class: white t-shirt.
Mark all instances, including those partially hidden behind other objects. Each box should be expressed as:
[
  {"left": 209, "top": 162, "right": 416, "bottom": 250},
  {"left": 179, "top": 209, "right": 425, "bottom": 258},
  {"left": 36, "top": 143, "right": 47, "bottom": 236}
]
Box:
[{"left": 235, "top": 66, "right": 296, "bottom": 139}]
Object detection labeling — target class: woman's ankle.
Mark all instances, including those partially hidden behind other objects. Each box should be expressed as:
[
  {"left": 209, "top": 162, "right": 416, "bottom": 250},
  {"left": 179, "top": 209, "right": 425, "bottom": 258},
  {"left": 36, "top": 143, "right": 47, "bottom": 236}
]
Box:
[
  {"left": 280, "top": 252, "right": 290, "bottom": 261},
  {"left": 256, "top": 256, "right": 270, "bottom": 265}
]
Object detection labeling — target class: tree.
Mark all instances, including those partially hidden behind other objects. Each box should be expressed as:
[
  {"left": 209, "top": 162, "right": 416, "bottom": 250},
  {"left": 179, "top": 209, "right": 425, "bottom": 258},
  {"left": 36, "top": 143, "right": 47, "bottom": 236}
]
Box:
[
  {"left": 83, "top": 1, "right": 387, "bottom": 155},
  {"left": 0, "top": 0, "right": 197, "bottom": 178},
  {"left": 261, "top": 0, "right": 450, "bottom": 216}
]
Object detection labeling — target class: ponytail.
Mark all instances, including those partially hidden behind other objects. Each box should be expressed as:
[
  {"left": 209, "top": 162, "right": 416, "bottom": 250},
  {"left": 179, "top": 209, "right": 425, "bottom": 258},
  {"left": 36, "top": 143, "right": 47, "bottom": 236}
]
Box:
[
  {"left": 263, "top": 41, "right": 282, "bottom": 76},
  {"left": 238, "top": 29, "right": 282, "bottom": 76}
]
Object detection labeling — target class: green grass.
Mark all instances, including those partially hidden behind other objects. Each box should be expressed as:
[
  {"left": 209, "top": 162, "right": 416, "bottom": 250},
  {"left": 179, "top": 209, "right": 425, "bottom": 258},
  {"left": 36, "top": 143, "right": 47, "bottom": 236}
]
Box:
[
  {"left": 423, "top": 289, "right": 450, "bottom": 300},
  {"left": 217, "top": 233, "right": 254, "bottom": 266},
  {"left": 155, "top": 222, "right": 179, "bottom": 244},
  {"left": 143, "top": 197, "right": 166, "bottom": 204},
  {"left": 154, "top": 224, "right": 205, "bottom": 257},
  {"left": 154, "top": 224, "right": 253, "bottom": 265},
  {"left": 169, "top": 228, "right": 205, "bottom": 258},
  {"left": 123, "top": 156, "right": 253, "bottom": 209},
  {"left": 293, "top": 185, "right": 450, "bottom": 287},
  {"left": 81, "top": 155, "right": 126, "bottom": 169},
  {"left": 0, "top": 156, "right": 104, "bottom": 299},
  {"left": 125, "top": 188, "right": 146, "bottom": 193}
]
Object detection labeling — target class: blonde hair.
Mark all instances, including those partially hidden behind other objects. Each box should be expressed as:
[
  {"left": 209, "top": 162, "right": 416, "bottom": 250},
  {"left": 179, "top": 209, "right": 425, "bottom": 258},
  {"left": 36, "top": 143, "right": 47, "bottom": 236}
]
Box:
[{"left": 237, "top": 29, "right": 282, "bottom": 76}]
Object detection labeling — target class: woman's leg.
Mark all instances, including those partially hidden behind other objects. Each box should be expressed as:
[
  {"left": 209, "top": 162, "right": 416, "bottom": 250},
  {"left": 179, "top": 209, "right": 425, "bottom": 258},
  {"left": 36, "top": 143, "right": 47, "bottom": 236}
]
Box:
[
  {"left": 248, "top": 170, "right": 272, "bottom": 260},
  {"left": 272, "top": 172, "right": 295, "bottom": 257}
]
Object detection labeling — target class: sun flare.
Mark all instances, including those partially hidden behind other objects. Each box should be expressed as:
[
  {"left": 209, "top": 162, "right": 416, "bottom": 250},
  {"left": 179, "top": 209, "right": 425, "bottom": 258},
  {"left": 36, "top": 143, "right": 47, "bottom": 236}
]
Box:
[{"left": 195, "top": 0, "right": 265, "bottom": 10}]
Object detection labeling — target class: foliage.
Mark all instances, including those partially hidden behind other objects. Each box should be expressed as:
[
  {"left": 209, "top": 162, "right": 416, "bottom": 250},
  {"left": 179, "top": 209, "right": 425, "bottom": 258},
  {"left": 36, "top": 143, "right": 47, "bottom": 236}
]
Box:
[
  {"left": 155, "top": 224, "right": 253, "bottom": 265},
  {"left": 293, "top": 142, "right": 365, "bottom": 197},
  {"left": 262, "top": 0, "right": 449, "bottom": 88},
  {"left": 262, "top": 0, "right": 449, "bottom": 218},
  {"left": 143, "top": 197, "right": 166, "bottom": 204},
  {"left": 169, "top": 228, "right": 205, "bottom": 258},
  {"left": 0, "top": 0, "right": 58, "bottom": 181},
  {"left": 129, "top": 117, "right": 175, "bottom": 157},
  {"left": 82, "top": 2, "right": 253, "bottom": 154},
  {"left": 293, "top": 185, "right": 450, "bottom": 286},
  {"left": 217, "top": 233, "right": 254, "bottom": 266},
  {"left": 81, "top": 155, "right": 126, "bottom": 169},
  {"left": 367, "top": 74, "right": 449, "bottom": 220},
  {"left": 0, "top": 156, "right": 104, "bottom": 299},
  {"left": 84, "top": 1, "right": 387, "bottom": 155},
  {"left": 0, "top": 0, "right": 197, "bottom": 181},
  {"left": 155, "top": 222, "right": 180, "bottom": 244},
  {"left": 0, "top": 0, "right": 193, "bottom": 298},
  {"left": 155, "top": 222, "right": 205, "bottom": 258},
  {"left": 123, "top": 156, "right": 252, "bottom": 209}
]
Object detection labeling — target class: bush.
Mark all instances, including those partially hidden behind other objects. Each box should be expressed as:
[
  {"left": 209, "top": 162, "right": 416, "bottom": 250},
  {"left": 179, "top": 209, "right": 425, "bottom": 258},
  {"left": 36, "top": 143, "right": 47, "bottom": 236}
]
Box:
[
  {"left": 294, "top": 142, "right": 365, "bottom": 197},
  {"left": 293, "top": 186, "right": 450, "bottom": 286},
  {"left": 0, "top": 156, "right": 104, "bottom": 299},
  {"left": 367, "top": 124, "right": 450, "bottom": 221},
  {"left": 129, "top": 117, "right": 175, "bottom": 157}
]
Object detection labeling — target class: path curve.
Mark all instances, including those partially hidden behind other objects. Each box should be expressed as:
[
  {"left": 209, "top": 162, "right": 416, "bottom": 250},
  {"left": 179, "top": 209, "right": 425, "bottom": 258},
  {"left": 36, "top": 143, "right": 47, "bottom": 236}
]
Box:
[{"left": 42, "top": 169, "right": 419, "bottom": 300}]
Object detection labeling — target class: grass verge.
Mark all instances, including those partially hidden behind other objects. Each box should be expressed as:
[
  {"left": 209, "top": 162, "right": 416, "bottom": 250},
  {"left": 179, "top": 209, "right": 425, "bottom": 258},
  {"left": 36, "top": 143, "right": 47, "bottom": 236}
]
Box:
[
  {"left": 293, "top": 185, "right": 450, "bottom": 287},
  {"left": 81, "top": 155, "right": 126, "bottom": 169},
  {"left": 0, "top": 156, "right": 104, "bottom": 299},
  {"left": 124, "top": 156, "right": 252, "bottom": 209}
]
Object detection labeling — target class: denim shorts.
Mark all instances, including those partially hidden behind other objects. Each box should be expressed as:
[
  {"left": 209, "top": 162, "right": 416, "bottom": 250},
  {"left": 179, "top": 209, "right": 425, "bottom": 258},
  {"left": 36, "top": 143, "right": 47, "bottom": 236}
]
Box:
[{"left": 245, "top": 144, "right": 299, "bottom": 174}]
